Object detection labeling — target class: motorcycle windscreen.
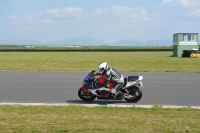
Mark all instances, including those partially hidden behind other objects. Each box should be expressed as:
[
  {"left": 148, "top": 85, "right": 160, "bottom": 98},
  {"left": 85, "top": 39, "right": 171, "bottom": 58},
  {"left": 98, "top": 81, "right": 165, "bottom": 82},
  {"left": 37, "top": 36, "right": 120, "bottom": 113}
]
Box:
[{"left": 84, "top": 72, "right": 95, "bottom": 81}]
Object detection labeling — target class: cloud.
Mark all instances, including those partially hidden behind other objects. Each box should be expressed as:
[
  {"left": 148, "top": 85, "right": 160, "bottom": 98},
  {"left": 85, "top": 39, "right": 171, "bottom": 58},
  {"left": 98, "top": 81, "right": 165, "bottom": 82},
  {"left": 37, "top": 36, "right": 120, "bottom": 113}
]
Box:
[
  {"left": 40, "top": 19, "right": 54, "bottom": 24},
  {"left": 161, "top": 0, "right": 200, "bottom": 18},
  {"left": 162, "top": 0, "right": 172, "bottom": 5},
  {"left": 7, "top": 7, "right": 84, "bottom": 31},
  {"left": 140, "top": 8, "right": 149, "bottom": 21},
  {"left": 162, "top": 0, "right": 200, "bottom": 7},
  {"left": 188, "top": 10, "right": 200, "bottom": 17},
  {"left": 38, "top": 7, "right": 83, "bottom": 18},
  {"left": 7, "top": 15, "right": 54, "bottom": 25},
  {"left": 23, "top": 26, "right": 43, "bottom": 31},
  {"left": 94, "top": 7, "right": 109, "bottom": 16},
  {"left": 93, "top": 6, "right": 149, "bottom": 21},
  {"left": 7, "top": 15, "right": 20, "bottom": 20}
]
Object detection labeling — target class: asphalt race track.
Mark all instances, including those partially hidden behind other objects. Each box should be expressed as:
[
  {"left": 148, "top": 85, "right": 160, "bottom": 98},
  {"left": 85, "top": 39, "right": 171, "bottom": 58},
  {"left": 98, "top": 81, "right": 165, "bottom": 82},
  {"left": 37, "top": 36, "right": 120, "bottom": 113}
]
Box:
[{"left": 0, "top": 71, "right": 199, "bottom": 106}]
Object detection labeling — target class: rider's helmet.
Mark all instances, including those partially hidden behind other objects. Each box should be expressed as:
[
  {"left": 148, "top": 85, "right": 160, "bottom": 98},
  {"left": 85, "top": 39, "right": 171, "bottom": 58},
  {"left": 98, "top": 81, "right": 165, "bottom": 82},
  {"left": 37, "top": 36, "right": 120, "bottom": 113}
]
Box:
[{"left": 98, "top": 62, "right": 108, "bottom": 74}]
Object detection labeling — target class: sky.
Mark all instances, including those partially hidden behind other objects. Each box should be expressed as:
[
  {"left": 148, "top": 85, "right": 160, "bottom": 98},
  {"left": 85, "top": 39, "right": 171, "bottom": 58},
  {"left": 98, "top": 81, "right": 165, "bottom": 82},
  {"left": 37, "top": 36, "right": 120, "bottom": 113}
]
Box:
[{"left": 0, "top": 0, "right": 200, "bottom": 43}]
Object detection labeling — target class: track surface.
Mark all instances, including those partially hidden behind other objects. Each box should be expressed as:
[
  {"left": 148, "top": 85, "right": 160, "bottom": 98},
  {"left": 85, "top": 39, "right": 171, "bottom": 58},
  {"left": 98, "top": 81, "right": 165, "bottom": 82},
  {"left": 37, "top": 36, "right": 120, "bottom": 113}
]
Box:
[{"left": 0, "top": 71, "right": 199, "bottom": 106}]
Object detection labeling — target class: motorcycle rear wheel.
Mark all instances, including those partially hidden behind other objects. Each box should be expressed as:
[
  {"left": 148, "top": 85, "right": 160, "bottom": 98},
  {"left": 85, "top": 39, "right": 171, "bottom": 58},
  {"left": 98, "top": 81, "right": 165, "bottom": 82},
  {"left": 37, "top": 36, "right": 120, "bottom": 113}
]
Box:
[
  {"left": 78, "top": 88, "right": 96, "bottom": 102},
  {"left": 124, "top": 86, "right": 142, "bottom": 103}
]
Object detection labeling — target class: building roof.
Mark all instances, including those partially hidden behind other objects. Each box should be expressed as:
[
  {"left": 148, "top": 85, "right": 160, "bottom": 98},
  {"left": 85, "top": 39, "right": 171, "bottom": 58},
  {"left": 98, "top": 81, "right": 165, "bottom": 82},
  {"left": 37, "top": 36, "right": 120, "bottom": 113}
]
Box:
[{"left": 174, "top": 33, "right": 199, "bottom": 35}]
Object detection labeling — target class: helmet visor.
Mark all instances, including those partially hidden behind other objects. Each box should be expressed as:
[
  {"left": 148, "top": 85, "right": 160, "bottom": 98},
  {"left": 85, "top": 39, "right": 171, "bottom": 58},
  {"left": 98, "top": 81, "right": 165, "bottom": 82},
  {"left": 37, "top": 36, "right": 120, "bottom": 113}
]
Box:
[{"left": 99, "top": 68, "right": 104, "bottom": 74}]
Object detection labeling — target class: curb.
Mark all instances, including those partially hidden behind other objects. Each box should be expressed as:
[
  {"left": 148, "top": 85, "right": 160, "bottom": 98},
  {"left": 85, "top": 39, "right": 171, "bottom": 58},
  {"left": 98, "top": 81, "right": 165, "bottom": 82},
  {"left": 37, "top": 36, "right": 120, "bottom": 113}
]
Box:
[
  {"left": 0, "top": 102, "right": 200, "bottom": 109},
  {"left": 0, "top": 102, "right": 69, "bottom": 106}
]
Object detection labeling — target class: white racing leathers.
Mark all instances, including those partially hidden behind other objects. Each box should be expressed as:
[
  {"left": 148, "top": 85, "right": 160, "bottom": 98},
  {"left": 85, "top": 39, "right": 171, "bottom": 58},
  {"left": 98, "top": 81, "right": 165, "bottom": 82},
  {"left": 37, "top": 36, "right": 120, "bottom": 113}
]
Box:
[{"left": 106, "top": 67, "right": 124, "bottom": 95}]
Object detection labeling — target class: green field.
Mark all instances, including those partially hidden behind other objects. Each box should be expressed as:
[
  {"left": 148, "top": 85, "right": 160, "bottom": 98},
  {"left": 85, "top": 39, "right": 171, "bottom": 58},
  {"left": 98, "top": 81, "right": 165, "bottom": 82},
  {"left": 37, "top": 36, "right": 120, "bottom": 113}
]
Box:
[
  {"left": 0, "top": 52, "right": 199, "bottom": 72},
  {"left": 1, "top": 51, "right": 200, "bottom": 133},
  {"left": 0, "top": 105, "right": 199, "bottom": 133},
  {"left": 0, "top": 45, "right": 173, "bottom": 51}
]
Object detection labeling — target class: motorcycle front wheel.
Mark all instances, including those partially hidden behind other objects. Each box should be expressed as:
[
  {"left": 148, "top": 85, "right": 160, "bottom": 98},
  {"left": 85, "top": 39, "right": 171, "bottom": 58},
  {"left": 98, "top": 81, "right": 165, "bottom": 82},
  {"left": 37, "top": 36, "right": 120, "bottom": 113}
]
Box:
[
  {"left": 78, "top": 88, "right": 96, "bottom": 102},
  {"left": 124, "top": 86, "right": 143, "bottom": 103}
]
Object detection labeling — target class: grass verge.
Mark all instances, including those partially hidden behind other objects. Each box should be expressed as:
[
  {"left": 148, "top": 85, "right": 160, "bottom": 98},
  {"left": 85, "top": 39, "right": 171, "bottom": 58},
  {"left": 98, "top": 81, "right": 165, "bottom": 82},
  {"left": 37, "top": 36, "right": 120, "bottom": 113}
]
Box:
[
  {"left": 0, "top": 52, "right": 200, "bottom": 72},
  {"left": 0, "top": 45, "right": 173, "bottom": 51},
  {"left": 0, "top": 105, "right": 199, "bottom": 133}
]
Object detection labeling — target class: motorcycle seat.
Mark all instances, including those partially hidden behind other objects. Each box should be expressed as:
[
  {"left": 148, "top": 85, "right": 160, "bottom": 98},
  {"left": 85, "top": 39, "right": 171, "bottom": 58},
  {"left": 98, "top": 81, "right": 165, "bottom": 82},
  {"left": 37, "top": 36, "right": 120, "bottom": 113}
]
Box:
[{"left": 128, "top": 76, "right": 139, "bottom": 82}]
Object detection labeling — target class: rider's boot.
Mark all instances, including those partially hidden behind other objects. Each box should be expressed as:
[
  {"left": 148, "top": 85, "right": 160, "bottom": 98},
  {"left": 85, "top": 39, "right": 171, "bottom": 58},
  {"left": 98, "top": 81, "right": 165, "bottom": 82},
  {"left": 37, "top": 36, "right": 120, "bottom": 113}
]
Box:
[{"left": 112, "top": 83, "right": 124, "bottom": 98}]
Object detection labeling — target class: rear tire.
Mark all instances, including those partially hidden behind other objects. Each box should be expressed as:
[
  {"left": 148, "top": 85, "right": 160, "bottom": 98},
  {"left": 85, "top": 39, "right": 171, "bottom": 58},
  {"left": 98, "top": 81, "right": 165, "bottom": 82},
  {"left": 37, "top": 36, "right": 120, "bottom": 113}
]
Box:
[
  {"left": 78, "top": 88, "right": 96, "bottom": 102},
  {"left": 124, "top": 86, "right": 142, "bottom": 103}
]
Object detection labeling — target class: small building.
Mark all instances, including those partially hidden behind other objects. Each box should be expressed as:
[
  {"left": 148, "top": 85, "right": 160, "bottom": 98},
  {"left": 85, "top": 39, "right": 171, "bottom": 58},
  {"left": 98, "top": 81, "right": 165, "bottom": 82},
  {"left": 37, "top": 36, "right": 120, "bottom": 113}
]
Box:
[
  {"left": 26, "top": 45, "right": 35, "bottom": 48},
  {"left": 173, "top": 33, "right": 199, "bottom": 57}
]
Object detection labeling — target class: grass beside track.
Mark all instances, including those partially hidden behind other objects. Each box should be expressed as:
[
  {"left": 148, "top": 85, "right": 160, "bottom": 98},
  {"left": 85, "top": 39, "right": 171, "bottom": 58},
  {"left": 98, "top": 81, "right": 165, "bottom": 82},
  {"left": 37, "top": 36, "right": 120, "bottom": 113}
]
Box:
[
  {"left": 0, "top": 45, "right": 173, "bottom": 51},
  {"left": 0, "top": 105, "right": 199, "bottom": 133},
  {"left": 0, "top": 52, "right": 200, "bottom": 72}
]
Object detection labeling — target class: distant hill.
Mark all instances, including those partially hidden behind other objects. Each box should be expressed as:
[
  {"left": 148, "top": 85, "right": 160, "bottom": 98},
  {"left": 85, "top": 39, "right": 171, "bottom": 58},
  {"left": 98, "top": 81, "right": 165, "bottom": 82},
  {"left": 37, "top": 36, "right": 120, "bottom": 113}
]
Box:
[
  {"left": 113, "top": 39, "right": 172, "bottom": 46},
  {"left": 145, "top": 39, "right": 173, "bottom": 46},
  {"left": 0, "top": 39, "right": 40, "bottom": 45},
  {"left": 114, "top": 39, "right": 145, "bottom": 46},
  {"left": 45, "top": 37, "right": 109, "bottom": 46},
  {"left": 0, "top": 37, "right": 173, "bottom": 46}
]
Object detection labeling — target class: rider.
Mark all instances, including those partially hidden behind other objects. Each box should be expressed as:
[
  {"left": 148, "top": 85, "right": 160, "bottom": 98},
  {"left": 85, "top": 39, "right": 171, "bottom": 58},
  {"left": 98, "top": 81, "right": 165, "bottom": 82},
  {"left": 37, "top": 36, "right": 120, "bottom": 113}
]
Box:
[{"left": 96, "top": 62, "right": 124, "bottom": 97}]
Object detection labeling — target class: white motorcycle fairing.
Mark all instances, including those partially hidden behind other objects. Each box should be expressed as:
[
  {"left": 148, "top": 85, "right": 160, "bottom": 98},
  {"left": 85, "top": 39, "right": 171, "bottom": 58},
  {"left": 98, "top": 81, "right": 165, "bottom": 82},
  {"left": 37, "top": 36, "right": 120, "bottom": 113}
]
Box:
[
  {"left": 88, "top": 76, "right": 143, "bottom": 96},
  {"left": 124, "top": 76, "right": 143, "bottom": 88}
]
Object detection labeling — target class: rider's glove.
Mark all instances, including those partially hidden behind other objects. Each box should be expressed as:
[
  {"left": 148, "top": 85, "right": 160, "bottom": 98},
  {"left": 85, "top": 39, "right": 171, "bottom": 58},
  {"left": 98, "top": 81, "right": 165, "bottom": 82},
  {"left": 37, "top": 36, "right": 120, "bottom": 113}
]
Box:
[{"left": 94, "top": 72, "right": 100, "bottom": 76}]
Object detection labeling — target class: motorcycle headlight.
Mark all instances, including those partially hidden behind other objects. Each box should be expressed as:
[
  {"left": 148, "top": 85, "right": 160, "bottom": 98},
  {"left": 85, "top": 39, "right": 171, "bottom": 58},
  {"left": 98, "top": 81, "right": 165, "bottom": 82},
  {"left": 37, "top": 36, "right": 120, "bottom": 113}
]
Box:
[{"left": 82, "top": 82, "right": 86, "bottom": 85}]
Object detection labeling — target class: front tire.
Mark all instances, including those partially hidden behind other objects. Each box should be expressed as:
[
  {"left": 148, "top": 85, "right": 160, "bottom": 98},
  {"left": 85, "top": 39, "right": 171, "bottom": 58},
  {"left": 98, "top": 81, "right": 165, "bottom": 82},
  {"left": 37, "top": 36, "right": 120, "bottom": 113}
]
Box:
[
  {"left": 78, "top": 88, "right": 96, "bottom": 102},
  {"left": 124, "top": 86, "right": 142, "bottom": 103}
]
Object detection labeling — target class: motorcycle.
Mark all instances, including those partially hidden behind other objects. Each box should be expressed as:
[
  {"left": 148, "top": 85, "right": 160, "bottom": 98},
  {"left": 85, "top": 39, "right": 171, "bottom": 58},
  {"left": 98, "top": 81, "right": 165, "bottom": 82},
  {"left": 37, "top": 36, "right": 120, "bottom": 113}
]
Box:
[{"left": 78, "top": 71, "right": 143, "bottom": 103}]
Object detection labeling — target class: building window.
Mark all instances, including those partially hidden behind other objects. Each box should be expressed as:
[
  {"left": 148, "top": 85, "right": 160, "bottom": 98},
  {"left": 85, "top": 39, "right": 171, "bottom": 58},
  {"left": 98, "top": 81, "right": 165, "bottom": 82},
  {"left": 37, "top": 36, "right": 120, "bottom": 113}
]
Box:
[
  {"left": 188, "top": 35, "right": 191, "bottom": 41},
  {"left": 183, "top": 34, "right": 196, "bottom": 42},
  {"left": 173, "top": 35, "right": 178, "bottom": 42},
  {"left": 191, "top": 34, "right": 196, "bottom": 41},
  {"left": 183, "top": 34, "right": 188, "bottom": 41}
]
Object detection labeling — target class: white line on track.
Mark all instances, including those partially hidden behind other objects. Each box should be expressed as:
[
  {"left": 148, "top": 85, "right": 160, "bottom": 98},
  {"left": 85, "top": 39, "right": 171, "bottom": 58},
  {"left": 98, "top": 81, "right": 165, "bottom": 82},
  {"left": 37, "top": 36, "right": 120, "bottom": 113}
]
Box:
[{"left": 0, "top": 102, "right": 200, "bottom": 109}]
